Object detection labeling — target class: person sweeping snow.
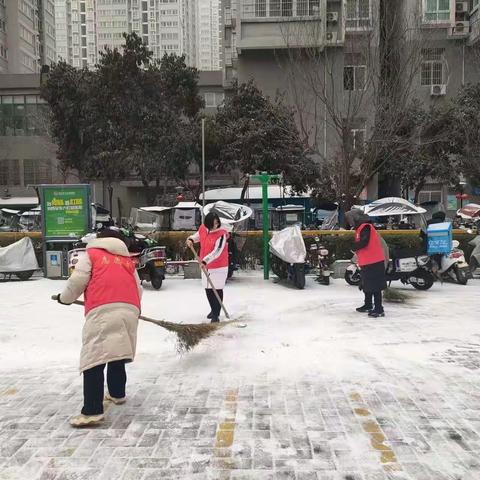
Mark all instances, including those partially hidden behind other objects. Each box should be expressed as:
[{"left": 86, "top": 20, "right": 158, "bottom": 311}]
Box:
[
  {"left": 186, "top": 212, "right": 229, "bottom": 323},
  {"left": 346, "top": 209, "right": 387, "bottom": 318},
  {"left": 53, "top": 229, "right": 142, "bottom": 427}
]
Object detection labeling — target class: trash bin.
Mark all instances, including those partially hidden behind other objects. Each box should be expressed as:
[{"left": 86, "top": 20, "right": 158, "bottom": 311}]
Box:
[{"left": 183, "top": 261, "right": 201, "bottom": 279}]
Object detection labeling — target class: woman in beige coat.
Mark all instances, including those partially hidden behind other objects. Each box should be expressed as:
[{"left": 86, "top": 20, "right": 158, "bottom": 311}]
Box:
[{"left": 55, "top": 229, "right": 142, "bottom": 427}]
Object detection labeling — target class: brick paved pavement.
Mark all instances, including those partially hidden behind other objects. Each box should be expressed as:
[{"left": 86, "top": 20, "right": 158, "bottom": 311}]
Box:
[
  {"left": 2, "top": 276, "right": 480, "bottom": 480},
  {"left": 0, "top": 364, "right": 479, "bottom": 480}
]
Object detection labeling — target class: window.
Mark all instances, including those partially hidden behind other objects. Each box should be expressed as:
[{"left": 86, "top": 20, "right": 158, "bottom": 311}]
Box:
[
  {"left": 204, "top": 92, "right": 224, "bottom": 108},
  {"left": 346, "top": 0, "right": 370, "bottom": 29},
  {"left": 0, "top": 95, "right": 47, "bottom": 136},
  {"left": 418, "top": 190, "right": 442, "bottom": 204},
  {"left": 423, "top": 0, "right": 450, "bottom": 22},
  {"left": 0, "top": 160, "right": 20, "bottom": 186},
  {"left": 344, "top": 55, "right": 366, "bottom": 90},
  {"left": 421, "top": 48, "right": 445, "bottom": 86},
  {"left": 269, "top": 0, "right": 293, "bottom": 17},
  {"left": 24, "top": 159, "right": 53, "bottom": 185},
  {"left": 296, "top": 0, "right": 320, "bottom": 16},
  {"left": 350, "top": 127, "right": 366, "bottom": 152}
]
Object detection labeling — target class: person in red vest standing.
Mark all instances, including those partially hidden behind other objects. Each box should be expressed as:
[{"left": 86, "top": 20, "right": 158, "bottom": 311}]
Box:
[
  {"left": 54, "top": 229, "right": 142, "bottom": 427},
  {"left": 346, "top": 209, "right": 387, "bottom": 318},
  {"left": 186, "top": 212, "right": 229, "bottom": 323}
]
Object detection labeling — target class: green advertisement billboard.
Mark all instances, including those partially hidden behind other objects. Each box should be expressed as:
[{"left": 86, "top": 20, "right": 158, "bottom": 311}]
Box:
[{"left": 41, "top": 185, "right": 90, "bottom": 238}]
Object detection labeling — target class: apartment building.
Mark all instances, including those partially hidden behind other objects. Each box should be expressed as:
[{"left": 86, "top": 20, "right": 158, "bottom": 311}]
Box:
[
  {"left": 0, "top": 0, "right": 56, "bottom": 74},
  {"left": 197, "top": 0, "right": 221, "bottom": 70},
  {"left": 55, "top": 0, "right": 184, "bottom": 68},
  {"left": 222, "top": 0, "right": 480, "bottom": 207},
  {"left": 54, "top": 0, "right": 222, "bottom": 69}
]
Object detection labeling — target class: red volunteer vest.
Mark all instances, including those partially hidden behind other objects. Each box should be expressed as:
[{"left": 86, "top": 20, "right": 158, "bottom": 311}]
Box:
[
  {"left": 355, "top": 223, "right": 385, "bottom": 267},
  {"left": 84, "top": 249, "right": 141, "bottom": 314},
  {"left": 198, "top": 224, "right": 229, "bottom": 269}
]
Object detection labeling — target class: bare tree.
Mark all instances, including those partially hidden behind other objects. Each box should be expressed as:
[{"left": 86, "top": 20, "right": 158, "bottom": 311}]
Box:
[{"left": 279, "top": 0, "right": 427, "bottom": 211}]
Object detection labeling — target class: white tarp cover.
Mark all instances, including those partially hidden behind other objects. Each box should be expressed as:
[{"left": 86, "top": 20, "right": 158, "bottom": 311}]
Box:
[
  {"left": 0, "top": 237, "right": 39, "bottom": 272},
  {"left": 203, "top": 201, "right": 253, "bottom": 227},
  {"left": 269, "top": 224, "right": 306, "bottom": 264},
  {"left": 457, "top": 203, "right": 480, "bottom": 219},
  {"left": 364, "top": 197, "right": 427, "bottom": 216}
]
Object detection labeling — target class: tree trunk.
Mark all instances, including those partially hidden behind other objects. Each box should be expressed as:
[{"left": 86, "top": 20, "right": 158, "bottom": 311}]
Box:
[
  {"left": 107, "top": 183, "right": 114, "bottom": 219},
  {"left": 240, "top": 177, "right": 250, "bottom": 203},
  {"left": 413, "top": 182, "right": 425, "bottom": 204}
]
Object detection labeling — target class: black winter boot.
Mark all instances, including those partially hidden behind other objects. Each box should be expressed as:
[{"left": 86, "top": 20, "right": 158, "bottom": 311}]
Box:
[{"left": 356, "top": 305, "right": 373, "bottom": 313}]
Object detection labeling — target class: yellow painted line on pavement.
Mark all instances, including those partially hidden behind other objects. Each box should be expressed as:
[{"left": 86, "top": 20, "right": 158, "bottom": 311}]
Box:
[
  {"left": 2, "top": 387, "right": 18, "bottom": 396},
  {"left": 213, "top": 389, "right": 238, "bottom": 469},
  {"left": 350, "top": 393, "right": 401, "bottom": 472}
]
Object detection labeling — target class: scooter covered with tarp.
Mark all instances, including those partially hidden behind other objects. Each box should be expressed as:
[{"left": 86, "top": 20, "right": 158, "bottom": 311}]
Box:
[
  {"left": 0, "top": 237, "right": 40, "bottom": 280},
  {"left": 269, "top": 224, "right": 307, "bottom": 289}
]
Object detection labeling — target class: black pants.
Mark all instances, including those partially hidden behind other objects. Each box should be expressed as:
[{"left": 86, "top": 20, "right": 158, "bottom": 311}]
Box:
[
  {"left": 205, "top": 288, "right": 223, "bottom": 319},
  {"left": 364, "top": 291, "right": 383, "bottom": 313},
  {"left": 82, "top": 360, "right": 126, "bottom": 416}
]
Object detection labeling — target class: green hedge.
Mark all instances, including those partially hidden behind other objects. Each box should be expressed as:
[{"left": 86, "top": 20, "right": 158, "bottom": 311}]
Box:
[
  {"left": 0, "top": 231, "right": 475, "bottom": 270},
  {"left": 152, "top": 230, "right": 476, "bottom": 268}
]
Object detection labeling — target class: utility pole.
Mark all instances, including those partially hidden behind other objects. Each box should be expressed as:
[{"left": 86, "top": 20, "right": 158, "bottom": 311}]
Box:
[{"left": 201, "top": 118, "right": 206, "bottom": 221}]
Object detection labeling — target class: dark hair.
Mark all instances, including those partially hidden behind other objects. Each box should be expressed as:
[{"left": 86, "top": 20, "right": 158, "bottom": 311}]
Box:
[
  {"left": 432, "top": 211, "right": 446, "bottom": 221},
  {"left": 96, "top": 228, "right": 128, "bottom": 246},
  {"left": 204, "top": 212, "right": 221, "bottom": 230}
]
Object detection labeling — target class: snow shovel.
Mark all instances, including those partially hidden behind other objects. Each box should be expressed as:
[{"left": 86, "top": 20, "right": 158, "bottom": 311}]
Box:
[
  {"left": 51, "top": 295, "right": 223, "bottom": 352},
  {"left": 188, "top": 243, "right": 230, "bottom": 319}
]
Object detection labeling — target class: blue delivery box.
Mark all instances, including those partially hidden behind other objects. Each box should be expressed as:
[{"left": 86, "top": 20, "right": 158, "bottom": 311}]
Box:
[{"left": 426, "top": 222, "right": 452, "bottom": 255}]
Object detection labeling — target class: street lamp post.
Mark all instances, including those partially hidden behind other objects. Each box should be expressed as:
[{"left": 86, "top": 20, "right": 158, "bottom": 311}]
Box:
[{"left": 201, "top": 118, "right": 206, "bottom": 221}]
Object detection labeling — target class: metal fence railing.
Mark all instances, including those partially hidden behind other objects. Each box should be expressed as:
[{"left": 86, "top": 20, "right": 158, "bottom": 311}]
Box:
[{"left": 242, "top": 0, "right": 321, "bottom": 19}]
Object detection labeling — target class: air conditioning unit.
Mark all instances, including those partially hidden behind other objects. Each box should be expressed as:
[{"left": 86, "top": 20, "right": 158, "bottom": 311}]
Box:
[
  {"left": 451, "top": 20, "right": 470, "bottom": 35},
  {"left": 430, "top": 84, "right": 446, "bottom": 96},
  {"left": 326, "top": 11, "right": 338, "bottom": 23},
  {"left": 326, "top": 31, "right": 338, "bottom": 44},
  {"left": 456, "top": 1, "right": 469, "bottom": 13}
]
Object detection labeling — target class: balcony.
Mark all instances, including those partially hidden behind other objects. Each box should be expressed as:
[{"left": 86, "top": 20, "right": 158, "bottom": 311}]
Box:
[
  {"left": 237, "top": 0, "right": 326, "bottom": 50},
  {"left": 469, "top": 5, "right": 480, "bottom": 44}
]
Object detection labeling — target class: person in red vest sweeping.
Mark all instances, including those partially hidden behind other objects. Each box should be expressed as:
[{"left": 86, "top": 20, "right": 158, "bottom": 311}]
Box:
[
  {"left": 53, "top": 229, "right": 142, "bottom": 427},
  {"left": 346, "top": 209, "right": 387, "bottom": 318},
  {"left": 186, "top": 212, "right": 229, "bottom": 323}
]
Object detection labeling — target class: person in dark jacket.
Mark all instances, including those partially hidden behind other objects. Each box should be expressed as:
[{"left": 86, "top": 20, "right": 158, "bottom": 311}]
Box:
[
  {"left": 420, "top": 211, "right": 446, "bottom": 271},
  {"left": 346, "top": 209, "right": 387, "bottom": 318}
]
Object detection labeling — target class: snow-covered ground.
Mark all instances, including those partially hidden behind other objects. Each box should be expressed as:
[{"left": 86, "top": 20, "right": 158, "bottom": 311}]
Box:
[
  {"left": 1, "top": 273, "right": 480, "bottom": 479},
  {"left": 1, "top": 273, "right": 479, "bottom": 380}
]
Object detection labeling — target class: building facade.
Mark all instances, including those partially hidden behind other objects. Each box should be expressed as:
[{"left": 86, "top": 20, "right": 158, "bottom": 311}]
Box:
[
  {"left": 0, "top": 0, "right": 56, "bottom": 74},
  {"left": 222, "top": 0, "right": 480, "bottom": 210},
  {"left": 55, "top": 0, "right": 185, "bottom": 68},
  {"left": 196, "top": 0, "right": 221, "bottom": 70},
  {"left": 0, "top": 74, "right": 60, "bottom": 200},
  {"left": 54, "top": 0, "right": 222, "bottom": 70}
]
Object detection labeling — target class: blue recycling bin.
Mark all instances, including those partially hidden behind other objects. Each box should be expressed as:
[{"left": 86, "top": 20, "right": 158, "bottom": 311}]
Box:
[{"left": 427, "top": 222, "right": 452, "bottom": 255}]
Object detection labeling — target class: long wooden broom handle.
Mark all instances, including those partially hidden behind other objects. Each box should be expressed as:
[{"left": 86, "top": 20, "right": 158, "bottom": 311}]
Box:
[
  {"left": 188, "top": 243, "right": 230, "bottom": 319},
  {"left": 51, "top": 296, "right": 165, "bottom": 327}
]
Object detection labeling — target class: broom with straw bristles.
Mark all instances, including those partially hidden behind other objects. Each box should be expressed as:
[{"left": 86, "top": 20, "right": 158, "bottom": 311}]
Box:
[
  {"left": 383, "top": 287, "right": 409, "bottom": 303},
  {"left": 51, "top": 296, "right": 224, "bottom": 353}
]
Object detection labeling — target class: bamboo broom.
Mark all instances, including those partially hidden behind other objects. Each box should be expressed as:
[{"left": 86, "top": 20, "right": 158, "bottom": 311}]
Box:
[{"left": 51, "top": 296, "right": 223, "bottom": 352}]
